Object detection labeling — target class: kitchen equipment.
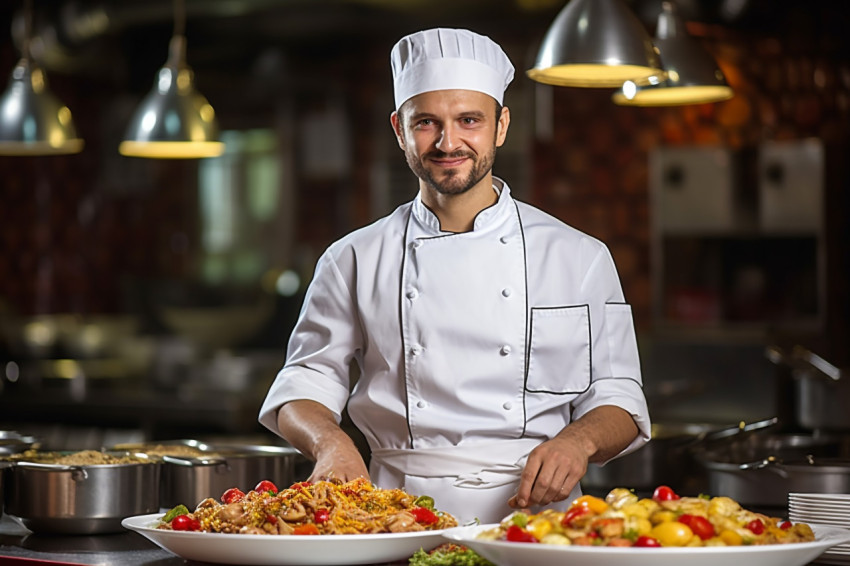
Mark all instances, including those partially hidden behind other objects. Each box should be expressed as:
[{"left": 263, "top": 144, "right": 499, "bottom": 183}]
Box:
[
  {"left": 582, "top": 417, "right": 778, "bottom": 493},
  {"left": 697, "top": 432, "right": 850, "bottom": 507},
  {"left": 150, "top": 441, "right": 305, "bottom": 510},
  {"left": 703, "top": 456, "right": 850, "bottom": 508},
  {"left": 0, "top": 460, "right": 12, "bottom": 518},
  {"left": 0, "top": 430, "right": 37, "bottom": 456},
  {"left": 4, "top": 455, "right": 161, "bottom": 534},
  {"left": 766, "top": 345, "right": 850, "bottom": 430}
]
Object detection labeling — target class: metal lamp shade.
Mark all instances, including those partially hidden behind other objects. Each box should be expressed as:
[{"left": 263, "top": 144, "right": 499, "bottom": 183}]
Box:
[
  {"left": 0, "top": 58, "right": 84, "bottom": 156},
  {"left": 119, "top": 36, "right": 224, "bottom": 159},
  {"left": 527, "top": 0, "right": 664, "bottom": 88},
  {"left": 613, "top": 1, "right": 733, "bottom": 106}
]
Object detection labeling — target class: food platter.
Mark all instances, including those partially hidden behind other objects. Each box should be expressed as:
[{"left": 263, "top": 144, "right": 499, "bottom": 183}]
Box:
[
  {"left": 122, "top": 513, "right": 447, "bottom": 565},
  {"left": 442, "top": 523, "right": 850, "bottom": 566}
]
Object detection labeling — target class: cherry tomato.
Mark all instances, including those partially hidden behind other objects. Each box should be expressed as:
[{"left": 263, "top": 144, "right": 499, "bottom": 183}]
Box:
[
  {"left": 314, "top": 508, "right": 330, "bottom": 524},
  {"left": 171, "top": 514, "right": 201, "bottom": 531},
  {"left": 779, "top": 521, "right": 792, "bottom": 530},
  {"left": 652, "top": 485, "right": 680, "bottom": 502},
  {"left": 255, "top": 480, "right": 278, "bottom": 494},
  {"left": 221, "top": 487, "right": 245, "bottom": 504},
  {"left": 677, "top": 514, "right": 715, "bottom": 540},
  {"left": 411, "top": 506, "right": 439, "bottom": 525},
  {"left": 747, "top": 519, "right": 765, "bottom": 535},
  {"left": 561, "top": 506, "right": 591, "bottom": 527},
  {"left": 293, "top": 524, "right": 320, "bottom": 535},
  {"left": 634, "top": 535, "right": 661, "bottom": 547},
  {"left": 266, "top": 514, "right": 278, "bottom": 524},
  {"left": 505, "top": 524, "right": 538, "bottom": 543}
]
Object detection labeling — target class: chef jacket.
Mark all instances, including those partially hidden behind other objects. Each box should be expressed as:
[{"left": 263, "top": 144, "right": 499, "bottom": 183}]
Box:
[{"left": 259, "top": 178, "right": 651, "bottom": 524}]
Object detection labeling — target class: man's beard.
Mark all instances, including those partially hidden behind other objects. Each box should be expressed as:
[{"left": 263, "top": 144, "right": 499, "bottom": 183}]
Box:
[{"left": 406, "top": 146, "right": 496, "bottom": 196}]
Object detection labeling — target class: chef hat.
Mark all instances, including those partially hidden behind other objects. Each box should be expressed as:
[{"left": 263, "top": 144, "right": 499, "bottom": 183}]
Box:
[{"left": 390, "top": 28, "right": 515, "bottom": 110}]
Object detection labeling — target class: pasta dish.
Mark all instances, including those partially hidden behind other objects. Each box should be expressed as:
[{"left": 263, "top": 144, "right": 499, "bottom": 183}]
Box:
[{"left": 156, "top": 477, "right": 457, "bottom": 535}]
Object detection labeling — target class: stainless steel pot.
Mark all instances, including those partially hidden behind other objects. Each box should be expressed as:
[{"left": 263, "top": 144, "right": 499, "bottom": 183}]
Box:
[
  {"left": 158, "top": 443, "right": 305, "bottom": 510},
  {"left": 4, "top": 458, "right": 161, "bottom": 534},
  {"left": 697, "top": 432, "right": 850, "bottom": 507},
  {"left": 581, "top": 418, "right": 778, "bottom": 493},
  {"left": 0, "top": 460, "right": 12, "bottom": 517},
  {"left": 702, "top": 456, "right": 850, "bottom": 508}
]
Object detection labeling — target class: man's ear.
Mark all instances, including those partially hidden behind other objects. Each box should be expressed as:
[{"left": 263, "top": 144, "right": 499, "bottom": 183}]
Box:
[
  {"left": 390, "top": 111, "right": 405, "bottom": 150},
  {"left": 495, "top": 105, "right": 510, "bottom": 148}
]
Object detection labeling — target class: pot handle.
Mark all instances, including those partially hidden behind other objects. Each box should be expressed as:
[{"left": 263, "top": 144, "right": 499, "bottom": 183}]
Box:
[
  {"left": 162, "top": 455, "right": 227, "bottom": 467},
  {"left": 15, "top": 461, "right": 90, "bottom": 480},
  {"left": 737, "top": 456, "right": 790, "bottom": 478}
]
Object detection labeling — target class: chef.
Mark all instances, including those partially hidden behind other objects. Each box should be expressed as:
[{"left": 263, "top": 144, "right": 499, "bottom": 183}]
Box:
[{"left": 259, "top": 27, "right": 651, "bottom": 524}]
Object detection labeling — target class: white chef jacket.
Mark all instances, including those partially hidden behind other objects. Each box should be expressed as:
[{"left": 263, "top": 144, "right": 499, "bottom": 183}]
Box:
[{"left": 259, "top": 178, "right": 650, "bottom": 524}]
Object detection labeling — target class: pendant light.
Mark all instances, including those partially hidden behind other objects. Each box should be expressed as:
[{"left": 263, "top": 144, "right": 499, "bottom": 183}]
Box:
[
  {"left": 0, "top": 0, "right": 84, "bottom": 156},
  {"left": 527, "top": 0, "right": 665, "bottom": 88},
  {"left": 612, "top": 1, "right": 734, "bottom": 106},
  {"left": 119, "top": 0, "right": 224, "bottom": 159}
]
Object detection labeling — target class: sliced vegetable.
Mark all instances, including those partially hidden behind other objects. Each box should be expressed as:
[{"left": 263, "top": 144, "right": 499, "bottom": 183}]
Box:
[
  {"left": 293, "top": 523, "right": 320, "bottom": 535},
  {"left": 162, "top": 504, "right": 190, "bottom": 523},
  {"left": 505, "top": 524, "right": 538, "bottom": 543},
  {"left": 221, "top": 487, "right": 245, "bottom": 504},
  {"left": 414, "top": 495, "right": 435, "bottom": 510},
  {"left": 171, "top": 514, "right": 201, "bottom": 531},
  {"left": 254, "top": 480, "right": 278, "bottom": 494},
  {"left": 314, "top": 508, "right": 330, "bottom": 524},
  {"left": 411, "top": 506, "right": 440, "bottom": 525},
  {"left": 634, "top": 535, "right": 661, "bottom": 547},
  {"left": 677, "top": 514, "right": 715, "bottom": 540},
  {"left": 651, "top": 485, "right": 680, "bottom": 502}
]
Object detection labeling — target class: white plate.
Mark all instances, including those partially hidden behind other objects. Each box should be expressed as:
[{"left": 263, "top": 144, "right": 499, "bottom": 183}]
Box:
[
  {"left": 442, "top": 523, "right": 850, "bottom": 566},
  {"left": 122, "top": 513, "right": 447, "bottom": 565},
  {"left": 790, "top": 493, "right": 850, "bottom": 502}
]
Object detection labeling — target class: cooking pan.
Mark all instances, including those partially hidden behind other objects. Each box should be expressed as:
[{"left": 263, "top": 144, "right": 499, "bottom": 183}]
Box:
[
  {"left": 702, "top": 456, "right": 850, "bottom": 508},
  {"left": 581, "top": 417, "right": 778, "bottom": 492},
  {"left": 697, "top": 432, "right": 850, "bottom": 507}
]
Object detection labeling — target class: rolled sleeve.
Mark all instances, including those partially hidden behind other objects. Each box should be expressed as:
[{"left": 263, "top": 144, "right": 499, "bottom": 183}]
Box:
[{"left": 258, "top": 249, "right": 363, "bottom": 436}]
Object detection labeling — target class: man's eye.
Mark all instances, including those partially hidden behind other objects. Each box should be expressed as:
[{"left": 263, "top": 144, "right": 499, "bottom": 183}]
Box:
[{"left": 417, "top": 119, "right": 433, "bottom": 126}]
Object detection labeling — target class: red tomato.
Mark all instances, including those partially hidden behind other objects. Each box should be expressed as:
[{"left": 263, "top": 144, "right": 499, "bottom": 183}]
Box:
[
  {"left": 289, "top": 481, "right": 312, "bottom": 490},
  {"left": 747, "top": 519, "right": 765, "bottom": 535},
  {"left": 560, "top": 506, "right": 591, "bottom": 527},
  {"left": 293, "top": 524, "right": 320, "bottom": 535},
  {"left": 266, "top": 514, "right": 278, "bottom": 524},
  {"left": 411, "top": 507, "right": 439, "bottom": 525},
  {"left": 652, "top": 485, "right": 680, "bottom": 502},
  {"left": 255, "top": 480, "right": 278, "bottom": 494},
  {"left": 314, "top": 508, "right": 330, "bottom": 524},
  {"left": 221, "top": 487, "right": 245, "bottom": 504},
  {"left": 779, "top": 521, "right": 792, "bottom": 530},
  {"left": 505, "top": 524, "right": 538, "bottom": 543},
  {"left": 677, "top": 514, "right": 715, "bottom": 540},
  {"left": 171, "top": 514, "right": 201, "bottom": 531},
  {"left": 634, "top": 535, "right": 661, "bottom": 547}
]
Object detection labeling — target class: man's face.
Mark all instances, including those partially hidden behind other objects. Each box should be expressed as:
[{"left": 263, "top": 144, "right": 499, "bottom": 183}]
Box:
[{"left": 391, "top": 89, "right": 509, "bottom": 196}]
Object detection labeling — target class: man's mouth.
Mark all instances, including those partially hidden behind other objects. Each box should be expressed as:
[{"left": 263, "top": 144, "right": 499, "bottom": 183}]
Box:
[{"left": 429, "top": 153, "right": 471, "bottom": 168}]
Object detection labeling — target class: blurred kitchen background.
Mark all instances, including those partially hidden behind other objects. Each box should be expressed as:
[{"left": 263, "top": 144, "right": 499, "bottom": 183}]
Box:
[{"left": 0, "top": 0, "right": 848, "bottom": 450}]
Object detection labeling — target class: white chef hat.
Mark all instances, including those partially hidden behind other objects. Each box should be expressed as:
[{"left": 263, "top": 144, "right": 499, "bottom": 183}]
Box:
[{"left": 390, "top": 28, "right": 515, "bottom": 110}]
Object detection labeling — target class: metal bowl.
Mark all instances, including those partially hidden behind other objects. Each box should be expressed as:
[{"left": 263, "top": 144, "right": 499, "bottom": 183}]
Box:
[{"left": 4, "top": 455, "right": 161, "bottom": 534}]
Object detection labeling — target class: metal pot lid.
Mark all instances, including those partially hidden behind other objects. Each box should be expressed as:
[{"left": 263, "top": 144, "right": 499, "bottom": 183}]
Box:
[{"left": 0, "top": 431, "right": 37, "bottom": 456}]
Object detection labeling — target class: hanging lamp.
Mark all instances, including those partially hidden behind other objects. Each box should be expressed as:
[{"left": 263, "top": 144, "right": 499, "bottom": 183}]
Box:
[
  {"left": 527, "top": 0, "right": 664, "bottom": 88},
  {"left": 0, "top": 0, "right": 84, "bottom": 156},
  {"left": 119, "top": 0, "right": 224, "bottom": 159},
  {"left": 612, "top": 1, "right": 733, "bottom": 106}
]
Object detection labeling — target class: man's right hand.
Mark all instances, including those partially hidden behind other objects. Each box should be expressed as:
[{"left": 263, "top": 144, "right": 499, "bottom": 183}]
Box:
[{"left": 277, "top": 399, "right": 370, "bottom": 483}]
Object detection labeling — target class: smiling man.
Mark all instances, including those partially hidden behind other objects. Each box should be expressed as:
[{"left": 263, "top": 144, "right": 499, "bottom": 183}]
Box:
[{"left": 259, "top": 28, "right": 651, "bottom": 524}]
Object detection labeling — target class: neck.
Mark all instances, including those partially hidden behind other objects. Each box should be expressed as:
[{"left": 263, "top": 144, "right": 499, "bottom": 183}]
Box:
[{"left": 419, "top": 174, "right": 497, "bottom": 232}]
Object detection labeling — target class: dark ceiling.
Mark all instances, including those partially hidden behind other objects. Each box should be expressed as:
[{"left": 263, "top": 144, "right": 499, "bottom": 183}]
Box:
[{"left": 1, "top": 0, "right": 847, "bottom": 94}]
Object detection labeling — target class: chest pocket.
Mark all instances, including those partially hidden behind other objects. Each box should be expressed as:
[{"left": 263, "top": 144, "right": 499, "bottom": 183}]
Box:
[{"left": 526, "top": 305, "right": 591, "bottom": 394}]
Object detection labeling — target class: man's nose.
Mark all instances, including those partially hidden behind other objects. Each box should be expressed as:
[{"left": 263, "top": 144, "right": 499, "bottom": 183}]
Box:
[{"left": 436, "top": 125, "right": 458, "bottom": 152}]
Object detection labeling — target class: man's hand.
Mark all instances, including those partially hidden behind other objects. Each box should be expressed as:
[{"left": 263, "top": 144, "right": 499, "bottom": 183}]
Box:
[
  {"left": 508, "top": 434, "right": 588, "bottom": 508},
  {"left": 508, "top": 405, "right": 639, "bottom": 509},
  {"left": 278, "top": 400, "right": 370, "bottom": 483}
]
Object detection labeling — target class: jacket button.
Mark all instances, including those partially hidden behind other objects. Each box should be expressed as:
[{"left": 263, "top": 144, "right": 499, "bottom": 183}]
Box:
[
  {"left": 500, "top": 236, "right": 509, "bottom": 244},
  {"left": 503, "top": 401, "right": 513, "bottom": 410},
  {"left": 406, "top": 289, "right": 418, "bottom": 299},
  {"left": 416, "top": 400, "right": 427, "bottom": 409},
  {"left": 500, "top": 345, "right": 511, "bottom": 356},
  {"left": 411, "top": 240, "right": 422, "bottom": 249},
  {"left": 501, "top": 288, "right": 512, "bottom": 298}
]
